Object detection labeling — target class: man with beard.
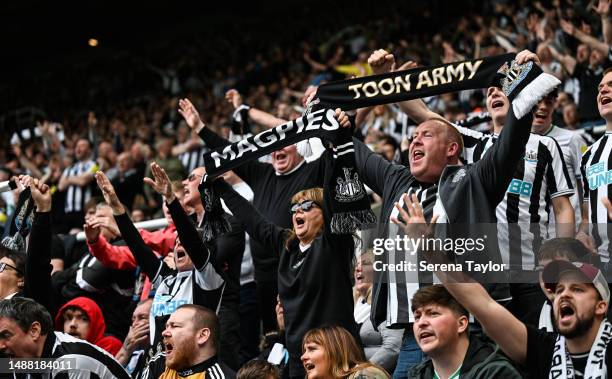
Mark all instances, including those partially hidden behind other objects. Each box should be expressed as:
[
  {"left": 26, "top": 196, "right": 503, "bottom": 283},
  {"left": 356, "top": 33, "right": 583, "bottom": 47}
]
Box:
[
  {"left": 143, "top": 304, "right": 235, "bottom": 379},
  {"left": 438, "top": 259, "right": 610, "bottom": 378}
]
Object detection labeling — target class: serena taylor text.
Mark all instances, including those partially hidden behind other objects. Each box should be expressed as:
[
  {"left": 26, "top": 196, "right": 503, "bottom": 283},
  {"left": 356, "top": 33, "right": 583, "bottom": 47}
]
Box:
[{"left": 374, "top": 260, "right": 507, "bottom": 274}]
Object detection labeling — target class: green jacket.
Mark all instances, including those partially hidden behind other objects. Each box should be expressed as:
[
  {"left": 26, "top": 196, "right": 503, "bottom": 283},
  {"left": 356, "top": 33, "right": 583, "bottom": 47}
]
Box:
[{"left": 407, "top": 335, "right": 523, "bottom": 379}]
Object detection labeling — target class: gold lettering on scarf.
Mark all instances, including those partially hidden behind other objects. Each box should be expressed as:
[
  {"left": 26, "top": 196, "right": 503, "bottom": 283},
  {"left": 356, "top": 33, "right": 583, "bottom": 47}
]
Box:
[{"left": 346, "top": 59, "right": 485, "bottom": 99}]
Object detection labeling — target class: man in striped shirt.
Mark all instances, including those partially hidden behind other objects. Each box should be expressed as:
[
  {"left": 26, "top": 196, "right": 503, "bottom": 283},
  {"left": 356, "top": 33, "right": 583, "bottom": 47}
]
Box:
[
  {"left": 580, "top": 68, "right": 612, "bottom": 265},
  {"left": 0, "top": 297, "right": 129, "bottom": 379},
  {"left": 58, "top": 138, "right": 98, "bottom": 231}
]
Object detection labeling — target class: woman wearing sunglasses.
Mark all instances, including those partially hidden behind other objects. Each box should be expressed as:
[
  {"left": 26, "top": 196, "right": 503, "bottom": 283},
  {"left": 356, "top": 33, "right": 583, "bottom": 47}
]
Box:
[{"left": 213, "top": 109, "right": 359, "bottom": 379}]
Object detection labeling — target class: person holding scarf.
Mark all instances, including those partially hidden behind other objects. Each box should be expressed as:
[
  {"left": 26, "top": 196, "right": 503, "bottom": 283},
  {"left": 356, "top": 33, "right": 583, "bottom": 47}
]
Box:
[{"left": 212, "top": 109, "right": 360, "bottom": 379}]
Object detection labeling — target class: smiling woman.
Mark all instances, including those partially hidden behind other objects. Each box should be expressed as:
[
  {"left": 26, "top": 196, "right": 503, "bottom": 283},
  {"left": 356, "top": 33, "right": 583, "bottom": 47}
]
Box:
[{"left": 301, "top": 326, "right": 389, "bottom": 379}]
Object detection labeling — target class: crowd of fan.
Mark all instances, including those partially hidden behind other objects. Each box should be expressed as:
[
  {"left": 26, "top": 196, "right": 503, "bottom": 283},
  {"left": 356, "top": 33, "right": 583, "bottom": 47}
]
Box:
[{"left": 0, "top": 0, "right": 612, "bottom": 378}]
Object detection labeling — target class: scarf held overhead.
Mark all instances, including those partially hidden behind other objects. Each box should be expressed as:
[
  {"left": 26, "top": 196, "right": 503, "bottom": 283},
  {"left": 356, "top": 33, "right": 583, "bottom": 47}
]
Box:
[
  {"left": 203, "top": 53, "right": 526, "bottom": 177},
  {"left": 201, "top": 53, "right": 560, "bottom": 237}
]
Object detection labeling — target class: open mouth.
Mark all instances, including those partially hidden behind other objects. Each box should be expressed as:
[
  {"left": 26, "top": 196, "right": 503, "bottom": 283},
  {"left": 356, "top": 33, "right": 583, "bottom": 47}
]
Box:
[
  {"left": 491, "top": 100, "right": 504, "bottom": 109},
  {"left": 295, "top": 217, "right": 305, "bottom": 226},
  {"left": 412, "top": 150, "right": 424, "bottom": 162},
  {"left": 176, "top": 250, "right": 186, "bottom": 259},
  {"left": 419, "top": 330, "right": 435, "bottom": 342},
  {"left": 164, "top": 342, "right": 174, "bottom": 355},
  {"left": 275, "top": 152, "right": 287, "bottom": 161},
  {"left": 304, "top": 363, "right": 315, "bottom": 371},
  {"left": 534, "top": 111, "right": 548, "bottom": 120},
  {"left": 601, "top": 96, "right": 612, "bottom": 105},
  {"left": 559, "top": 302, "right": 575, "bottom": 322}
]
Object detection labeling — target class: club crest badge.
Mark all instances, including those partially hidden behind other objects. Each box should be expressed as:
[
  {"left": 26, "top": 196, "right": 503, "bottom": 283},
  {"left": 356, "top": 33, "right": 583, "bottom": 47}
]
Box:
[
  {"left": 335, "top": 167, "right": 365, "bottom": 202},
  {"left": 497, "top": 60, "right": 533, "bottom": 97},
  {"left": 524, "top": 149, "right": 538, "bottom": 163}
]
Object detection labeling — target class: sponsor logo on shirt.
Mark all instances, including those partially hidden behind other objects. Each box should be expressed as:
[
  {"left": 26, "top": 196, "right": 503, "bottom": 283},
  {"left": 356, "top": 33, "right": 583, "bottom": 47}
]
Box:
[{"left": 586, "top": 162, "right": 612, "bottom": 190}]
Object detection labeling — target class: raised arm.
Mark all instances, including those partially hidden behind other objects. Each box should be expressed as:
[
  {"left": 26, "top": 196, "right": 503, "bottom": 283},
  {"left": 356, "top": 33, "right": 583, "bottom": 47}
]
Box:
[
  {"left": 225, "top": 89, "right": 287, "bottom": 129},
  {"left": 473, "top": 51, "right": 546, "bottom": 202},
  {"left": 178, "top": 97, "right": 271, "bottom": 184},
  {"left": 561, "top": 19, "right": 609, "bottom": 56},
  {"left": 95, "top": 171, "right": 162, "bottom": 280},
  {"left": 145, "top": 162, "right": 211, "bottom": 270},
  {"left": 367, "top": 50, "right": 436, "bottom": 124},
  {"left": 546, "top": 43, "right": 577, "bottom": 76},
  {"left": 596, "top": 0, "right": 612, "bottom": 45},
  {"left": 214, "top": 179, "right": 286, "bottom": 256},
  {"left": 391, "top": 193, "right": 528, "bottom": 364},
  {"left": 24, "top": 176, "right": 56, "bottom": 315}
]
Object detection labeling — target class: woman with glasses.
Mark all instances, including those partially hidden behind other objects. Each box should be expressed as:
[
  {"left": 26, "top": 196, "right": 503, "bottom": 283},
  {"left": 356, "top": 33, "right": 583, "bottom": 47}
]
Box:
[{"left": 212, "top": 108, "right": 359, "bottom": 379}]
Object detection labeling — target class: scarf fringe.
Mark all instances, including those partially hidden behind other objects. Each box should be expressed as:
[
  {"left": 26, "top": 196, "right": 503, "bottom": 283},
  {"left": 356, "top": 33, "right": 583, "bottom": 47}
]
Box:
[
  {"left": 1, "top": 233, "right": 25, "bottom": 253},
  {"left": 512, "top": 72, "right": 561, "bottom": 119},
  {"left": 295, "top": 139, "right": 312, "bottom": 158},
  {"left": 330, "top": 209, "right": 377, "bottom": 234},
  {"left": 201, "top": 213, "right": 231, "bottom": 242}
]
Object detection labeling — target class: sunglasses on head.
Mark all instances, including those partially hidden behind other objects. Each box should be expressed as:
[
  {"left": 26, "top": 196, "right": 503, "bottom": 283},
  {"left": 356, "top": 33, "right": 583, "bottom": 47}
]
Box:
[
  {"left": 0, "top": 262, "right": 22, "bottom": 275},
  {"left": 290, "top": 200, "right": 319, "bottom": 214}
]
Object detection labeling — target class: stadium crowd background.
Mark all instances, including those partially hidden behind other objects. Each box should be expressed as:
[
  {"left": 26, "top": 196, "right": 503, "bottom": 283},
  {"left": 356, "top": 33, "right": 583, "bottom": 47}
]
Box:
[{"left": 0, "top": 0, "right": 611, "bottom": 378}]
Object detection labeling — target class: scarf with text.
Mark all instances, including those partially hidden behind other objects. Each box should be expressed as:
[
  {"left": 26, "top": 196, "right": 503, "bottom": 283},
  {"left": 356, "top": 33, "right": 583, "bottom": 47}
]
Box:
[
  {"left": 550, "top": 318, "right": 612, "bottom": 379},
  {"left": 201, "top": 53, "right": 561, "bottom": 238}
]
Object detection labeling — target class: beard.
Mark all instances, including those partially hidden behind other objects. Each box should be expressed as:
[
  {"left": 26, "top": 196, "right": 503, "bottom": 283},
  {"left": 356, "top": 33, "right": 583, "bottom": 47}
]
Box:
[
  {"left": 556, "top": 311, "right": 596, "bottom": 339},
  {"left": 165, "top": 342, "right": 197, "bottom": 371}
]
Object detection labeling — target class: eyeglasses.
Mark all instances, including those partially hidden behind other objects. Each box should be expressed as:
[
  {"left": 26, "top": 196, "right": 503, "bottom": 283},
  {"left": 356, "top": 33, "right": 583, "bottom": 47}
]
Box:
[
  {"left": 290, "top": 200, "right": 319, "bottom": 214},
  {"left": 0, "top": 262, "right": 22, "bottom": 275},
  {"left": 187, "top": 173, "right": 203, "bottom": 182}
]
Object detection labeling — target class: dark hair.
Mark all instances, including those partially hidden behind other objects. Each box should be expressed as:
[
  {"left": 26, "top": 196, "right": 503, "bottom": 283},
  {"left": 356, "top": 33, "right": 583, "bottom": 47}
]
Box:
[
  {"left": 84, "top": 197, "right": 103, "bottom": 213},
  {"left": 0, "top": 298, "right": 53, "bottom": 334},
  {"left": 379, "top": 135, "right": 399, "bottom": 152},
  {"left": 0, "top": 247, "right": 25, "bottom": 277},
  {"left": 236, "top": 360, "right": 280, "bottom": 379},
  {"left": 538, "top": 238, "right": 594, "bottom": 263},
  {"left": 176, "top": 304, "right": 220, "bottom": 352},
  {"left": 411, "top": 284, "right": 468, "bottom": 318}
]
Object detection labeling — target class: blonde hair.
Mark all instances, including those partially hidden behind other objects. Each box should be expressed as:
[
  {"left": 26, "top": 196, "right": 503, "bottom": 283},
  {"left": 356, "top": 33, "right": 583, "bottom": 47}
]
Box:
[
  {"left": 302, "top": 326, "right": 389, "bottom": 378},
  {"left": 284, "top": 188, "right": 324, "bottom": 249}
]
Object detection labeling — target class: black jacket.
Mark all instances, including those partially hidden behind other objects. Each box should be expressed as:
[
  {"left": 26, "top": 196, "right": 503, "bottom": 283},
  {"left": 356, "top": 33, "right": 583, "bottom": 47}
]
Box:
[{"left": 353, "top": 109, "right": 533, "bottom": 328}]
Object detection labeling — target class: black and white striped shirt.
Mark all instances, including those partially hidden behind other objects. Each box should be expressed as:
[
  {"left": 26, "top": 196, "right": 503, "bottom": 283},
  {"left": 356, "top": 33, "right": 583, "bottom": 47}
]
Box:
[
  {"left": 544, "top": 125, "right": 588, "bottom": 230},
  {"left": 61, "top": 160, "right": 97, "bottom": 213},
  {"left": 456, "top": 127, "right": 574, "bottom": 270},
  {"left": 42, "top": 331, "right": 130, "bottom": 379},
  {"left": 581, "top": 132, "right": 612, "bottom": 262},
  {"left": 178, "top": 145, "right": 209, "bottom": 174}
]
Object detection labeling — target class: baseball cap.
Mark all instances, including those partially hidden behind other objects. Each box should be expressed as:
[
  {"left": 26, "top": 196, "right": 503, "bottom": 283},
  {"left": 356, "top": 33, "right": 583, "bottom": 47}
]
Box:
[{"left": 543, "top": 261, "right": 610, "bottom": 303}]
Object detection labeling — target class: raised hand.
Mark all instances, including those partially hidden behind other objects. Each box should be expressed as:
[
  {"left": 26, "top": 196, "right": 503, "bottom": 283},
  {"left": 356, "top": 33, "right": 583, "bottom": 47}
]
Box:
[
  {"left": 334, "top": 108, "right": 351, "bottom": 129},
  {"left": 515, "top": 49, "right": 541, "bottom": 66},
  {"left": 391, "top": 193, "right": 439, "bottom": 238},
  {"left": 123, "top": 322, "right": 150, "bottom": 354},
  {"left": 26, "top": 176, "right": 52, "bottom": 212},
  {"left": 225, "top": 89, "right": 243, "bottom": 109},
  {"left": 95, "top": 171, "right": 124, "bottom": 215},
  {"left": 559, "top": 19, "right": 575, "bottom": 36},
  {"left": 368, "top": 49, "right": 396, "bottom": 75},
  {"left": 143, "top": 162, "right": 175, "bottom": 202},
  {"left": 83, "top": 222, "right": 101, "bottom": 243},
  {"left": 595, "top": 0, "right": 611, "bottom": 17},
  {"left": 178, "top": 98, "right": 205, "bottom": 132}
]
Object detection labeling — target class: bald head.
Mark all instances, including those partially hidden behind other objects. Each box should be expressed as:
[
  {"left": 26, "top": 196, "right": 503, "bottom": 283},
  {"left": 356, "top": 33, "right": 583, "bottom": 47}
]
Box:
[{"left": 409, "top": 117, "right": 463, "bottom": 183}]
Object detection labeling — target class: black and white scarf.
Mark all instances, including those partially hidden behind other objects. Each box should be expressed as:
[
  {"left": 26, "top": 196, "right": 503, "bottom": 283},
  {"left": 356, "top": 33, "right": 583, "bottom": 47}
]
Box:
[
  {"left": 549, "top": 319, "right": 612, "bottom": 379},
  {"left": 200, "top": 53, "right": 560, "bottom": 239},
  {"left": 1, "top": 186, "right": 35, "bottom": 252}
]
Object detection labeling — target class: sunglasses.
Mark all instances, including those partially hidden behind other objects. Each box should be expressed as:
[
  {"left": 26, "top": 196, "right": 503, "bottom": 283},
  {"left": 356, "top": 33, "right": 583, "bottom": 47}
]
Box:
[
  {"left": 0, "top": 262, "right": 22, "bottom": 275},
  {"left": 290, "top": 200, "right": 319, "bottom": 214},
  {"left": 187, "top": 173, "right": 203, "bottom": 182}
]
